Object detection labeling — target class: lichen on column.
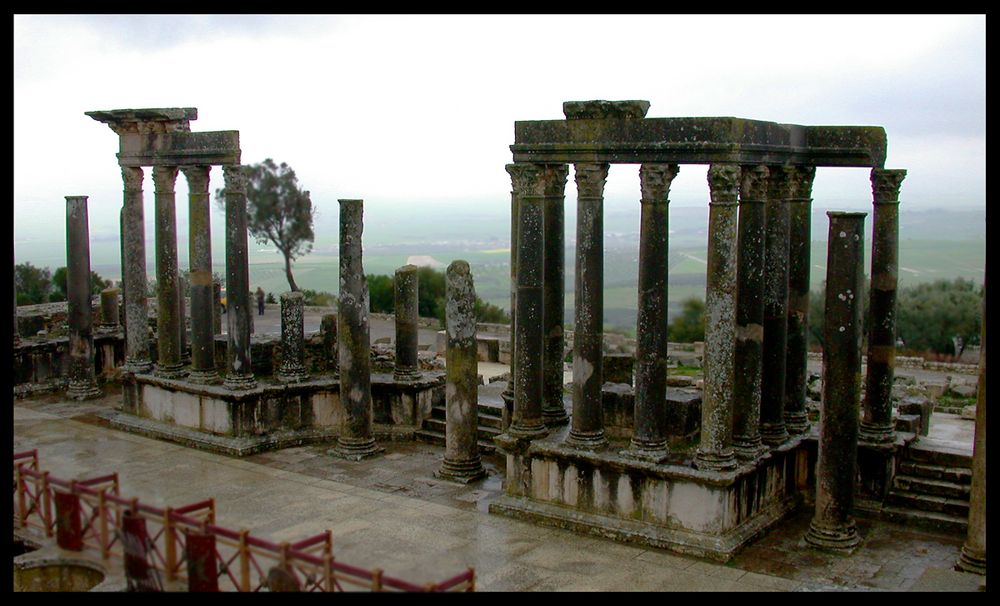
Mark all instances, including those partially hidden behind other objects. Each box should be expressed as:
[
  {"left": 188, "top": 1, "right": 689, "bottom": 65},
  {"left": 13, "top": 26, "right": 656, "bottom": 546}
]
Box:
[
  {"left": 393, "top": 264, "right": 421, "bottom": 381},
  {"left": 153, "top": 165, "right": 185, "bottom": 379},
  {"left": 541, "top": 164, "right": 570, "bottom": 427},
  {"left": 65, "top": 196, "right": 102, "bottom": 400},
  {"left": 183, "top": 165, "right": 219, "bottom": 384},
  {"left": 121, "top": 166, "right": 152, "bottom": 373},
  {"left": 222, "top": 165, "right": 256, "bottom": 390},
  {"left": 784, "top": 166, "right": 817, "bottom": 435}
]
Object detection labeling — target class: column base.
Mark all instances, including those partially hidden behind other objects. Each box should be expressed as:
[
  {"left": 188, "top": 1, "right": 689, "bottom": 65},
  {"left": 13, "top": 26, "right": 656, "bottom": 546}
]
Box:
[
  {"left": 393, "top": 367, "right": 422, "bottom": 382},
  {"left": 731, "top": 437, "right": 769, "bottom": 462},
  {"left": 564, "top": 430, "right": 608, "bottom": 451},
  {"left": 277, "top": 367, "right": 308, "bottom": 383},
  {"left": 804, "top": 517, "right": 861, "bottom": 552},
  {"left": 761, "top": 423, "right": 789, "bottom": 447},
  {"left": 124, "top": 358, "right": 153, "bottom": 374},
  {"left": 542, "top": 407, "right": 570, "bottom": 427},
  {"left": 783, "top": 411, "right": 810, "bottom": 435},
  {"left": 623, "top": 439, "right": 669, "bottom": 463},
  {"left": 330, "top": 437, "right": 384, "bottom": 461},
  {"left": 186, "top": 368, "right": 221, "bottom": 385},
  {"left": 437, "top": 456, "right": 487, "bottom": 484},
  {"left": 66, "top": 380, "right": 103, "bottom": 401},
  {"left": 858, "top": 421, "right": 896, "bottom": 444},
  {"left": 224, "top": 373, "right": 258, "bottom": 391},
  {"left": 956, "top": 546, "right": 986, "bottom": 576},
  {"left": 154, "top": 363, "right": 188, "bottom": 380},
  {"left": 507, "top": 420, "right": 548, "bottom": 440},
  {"left": 694, "top": 447, "right": 737, "bottom": 471}
]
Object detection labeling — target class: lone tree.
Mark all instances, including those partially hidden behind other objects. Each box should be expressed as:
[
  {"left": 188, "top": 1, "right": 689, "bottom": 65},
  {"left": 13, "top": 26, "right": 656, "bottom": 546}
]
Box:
[{"left": 215, "top": 159, "right": 315, "bottom": 292}]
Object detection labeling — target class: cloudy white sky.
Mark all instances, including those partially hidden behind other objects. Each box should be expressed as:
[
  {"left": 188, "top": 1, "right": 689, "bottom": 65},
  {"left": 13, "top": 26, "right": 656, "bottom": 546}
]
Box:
[{"left": 13, "top": 14, "right": 986, "bottom": 270}]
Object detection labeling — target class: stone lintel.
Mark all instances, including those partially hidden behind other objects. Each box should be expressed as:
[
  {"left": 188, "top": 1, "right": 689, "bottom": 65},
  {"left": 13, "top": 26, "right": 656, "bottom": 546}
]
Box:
[
  {"left": 563, "top": 100, "right": 651, "bottom": 120},
  {"left": 512, "top": 118, "right": 885, "bottom": 167},
  {"left": 86, "top": 107, "right": 198, "bottom": 125},
  {"left": 116, "top": 131, "right": 241, "bottom": 167}
]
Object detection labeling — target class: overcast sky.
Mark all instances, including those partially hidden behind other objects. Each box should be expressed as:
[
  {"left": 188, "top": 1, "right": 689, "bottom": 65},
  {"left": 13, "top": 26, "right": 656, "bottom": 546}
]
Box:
[{"left": 13, "top": 14, "right": 986, "bottom": 269}]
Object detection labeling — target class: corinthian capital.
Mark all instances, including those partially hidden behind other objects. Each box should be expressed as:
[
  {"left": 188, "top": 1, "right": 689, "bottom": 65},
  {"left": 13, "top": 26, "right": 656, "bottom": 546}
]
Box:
[
  {"left": 788, "top": 165, "right": 817, "bottom": 200},
  {"left": 506, "top": 163, "right": 541, "bottom": 198},
  {"left": 223, "top": 165, "right": 247, "bottom": 195},
  {"left": 707, "top": 164, "right": 740, "bottom": 205},
  {"left": 540, "top": 164, "right": 569, "bottom": 198},
  {"left": 121, "top": 166, "right": 144, "bottom": 192},
  {"left": 181, "top": 166, "right": 211, "bottom": 194},
  {"left": 871, "top": 168, "right": 907, "bottom": 203},
  {"left": 574, "top": 163, "right": 610, "bottom": 199},
  {"left": 639, "top": 164, "right": 680, "bottom": 203},
  {"left": 152, "top": 165, "right": 180, "bottom": 194},
  {"left": 739, "top": 165, "right": 770, "bottom": 202}
]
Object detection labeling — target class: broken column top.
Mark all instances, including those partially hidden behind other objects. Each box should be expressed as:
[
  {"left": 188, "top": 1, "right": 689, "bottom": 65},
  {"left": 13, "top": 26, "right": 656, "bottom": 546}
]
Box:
[
  {"left": 563, "top": 100, "right": 651, "bottom": 120},
  {"left": 86, "top": 108, "right": 197, "bottom": 134}
]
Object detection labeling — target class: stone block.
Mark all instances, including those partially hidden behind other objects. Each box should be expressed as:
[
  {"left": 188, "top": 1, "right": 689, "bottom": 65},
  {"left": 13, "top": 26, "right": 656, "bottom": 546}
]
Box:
[
  {"left": 665, "top": 375, "right": 693, "bottom": 387},
  {"left": 602, "top": 353, "right": 634, "bottom": 385},
  {"left": 960, "top": 405, "right": 977, "bottom": 420},
  {"left": 947, "top": 382, "right": 977, "bottom": 398},
  {"left": 898, "top": 396, "right": 933, "bottom": 436},
  {"left": 923, "top": 381, "right": 947, "bottom": 399},
  {"left": 894, "top": 414, "right": 921, "bottom": 433}
]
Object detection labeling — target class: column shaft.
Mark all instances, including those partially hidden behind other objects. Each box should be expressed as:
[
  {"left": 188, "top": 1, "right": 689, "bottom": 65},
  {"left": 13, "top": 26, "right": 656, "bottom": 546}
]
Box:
[
  {"left": 567, "top": 163, "right": 609, "bottom": 448},
  {"left": 65, "top": 196, "right": 102, "bottom": 400},
  {"left": 785, "top": 166, "right": 817, "bottom": 435},
  {"left": 100, "top": 288, "right": 120, "bottom": 329},
  {"left": 732, "top": 166, "right": 769, "bottom": 460},
  {"left": 509, "top": 165, "right": 547, "bottom": 439},
  {"left": 222, "top": 165, "right": 256, "bottom": 390},
  {"left": 958, "top": 272, "right": 985, "bottom": 574},
  {"left": 500, "top": 165, "right": 522, "bottom": 416},
  {"left": 334, "top": 199, "right": 382, "bottom": 459},
  {"left": 805, "top": 211, "right": 867, "bottom": 551},
  {"left": 393, "top": 264, "right": 420, "bottom": 381},
  {"left": 121, "top": 167, "right": 152, "bottom": 373},
  {"left": 153, "top": 166, "right": 184, "bottom": 378},
  {"left": 278, "top": 291, "right": 307, "bottom": 382},
  {"left": 760, "top": 167, "right": 792, "bottom": 445},
  {"left": 630, "top": 164, "right": 678, "bottom": 461},
  {"left": 183, "top": 166, "right": 218, "bottom": 383},
  {"left": 861, "top": 169, "right": 907, "bottom": 443},
  {"left": 696, "top": 164, "right": 740, "bottom": 471},
  {"left": 542, "top": 165, "right": 569, "bottom": 426},
  {"left": 439, "top": 260, "right": 487, "bottom": 483}
]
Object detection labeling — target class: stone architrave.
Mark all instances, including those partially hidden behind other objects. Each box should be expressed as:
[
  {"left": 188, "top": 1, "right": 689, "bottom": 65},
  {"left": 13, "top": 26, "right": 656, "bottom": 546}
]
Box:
[
  {"left": 65, "top": 196, "right": 103, "bottom": 400},
  {"left": 508, "top": 164, "right": 548, "bottom": 440},
  {"left": 152, "top": 165, "right": 185, "bottom": 378},
  {"left": 566, "top": 162, "right": 610, "bottom": 449},
  {"left": 121, "top": 167, "right": 153, "bottom": 373},
  {"left": 541, "top": 164, "right": 570, "bottom": 427},
  {"left": 393, "top": 264, "right": 421, "bottom": 381},
  {"left": 957, "top": 274, "right": 985, "bottom": 575},
  {"left": 628, "top": 163, "right": 679, "bottom": 462},
  {"left": 695, "top": 164, "right": 740, "bottom": 472},
  {"left": 784, "top": 166, "right": 817, "bottom": 435},
  {"left": 860, "top": 169, "right": 907, "bottom": 444},
  {"left": 183, "top": 166, "right": 219, "bottom": 383},
  {"left": 760, "top": 167, "right": 793, "bottom": 446},
  {"left": 277, "top": 291, "right": 308, "bottom": 383},
  {"left": 438, "top": 260, "right": 488, "bottom": 483},
  {"left": 222, "top": 165, "right": 256, "bottom": 390},
  {"left": 732, "top": 165, "right": 770, "bottom": 460},
  {"left": 805, "top": 211, "right": 867, "bottom": 552},
  {"left": 334, "top": 199, "right": 382, "bottom": 460},
  {"left": 501, "top": 164, "right": 525, "bottom": 415}
]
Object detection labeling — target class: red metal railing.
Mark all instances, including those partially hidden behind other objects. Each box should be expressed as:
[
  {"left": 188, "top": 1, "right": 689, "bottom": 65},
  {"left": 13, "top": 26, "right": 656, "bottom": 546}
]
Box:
[{"left": 13, "top": 450, "right": 475, "bottom": 592}]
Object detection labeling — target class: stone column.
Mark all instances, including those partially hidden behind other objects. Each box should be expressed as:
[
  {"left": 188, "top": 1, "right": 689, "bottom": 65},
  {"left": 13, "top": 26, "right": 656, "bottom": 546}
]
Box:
[
  {"left": 508, "top": 165, "right": 548, "bottom": 439},
  {"left": 13, "top": 272, "right": 20, "bottom": 346},
  {"left": 805, "top": 211, "right": 867, "bottom": 551},
  {"left": 222, "top": 165, "right": 256, "bottom": 390},
  {"left": 542, "top": 164, "right": 570, "bottom": 427},
  {"left": 957, "top": 272, "right": 985, "bottom": 575},
  {"left": 212, "top": 281, "right": 222, "bottom": 336},
  {"left": 277, "top": 291, "right": 307, "bottom": 383},
  {"left": 566, "top": 162, "right": 610, "bottom": 449},
  {"left": 119, "top": 207, "right": 127, "bottom": 338},
  {"left": 152, "top": 165, "right": 185, "bottom": 378},
  {"left": 182, "top": 166, "right": 219, "bottom": 383},
  {"left": 732, "top": 165, "right": 769, "bottom": 460},
  {"left": 393, "top": 264, "right": 421, "bottom": 381},
  {"left": 321, "top": 313, "right": 338, "bottom": 374},
  {"left": 100, "top": 288, "right": 120, "bottom": 330},
  {"left": 860, "top": 169, "right": 907, "bottom": 443},
  {"left": 629, "top": 164, "right": 679, "bottom": 462},
  {"left": 784, "top": 166, "right": 817, "bottom": 435},
  {"left": 438, "top": 260, "right": 487, "bottom": 483},
  {"left": 500, "top": 164, "right": 524, "bottom": 417},
  {"left": 65, "top": 196, "right": 102, "bottom": 400},
  {"left": 695, "top": 164, "right": 740, "bottom": 472},
  {"left": 760, "top": 167, "right": 792, "bottom": 446},
  {"left": 334, "top": 199, "right": 382, "bottom": 460},
  {"left": 121, "top": 167, "right": 152, "bottom": 373}
]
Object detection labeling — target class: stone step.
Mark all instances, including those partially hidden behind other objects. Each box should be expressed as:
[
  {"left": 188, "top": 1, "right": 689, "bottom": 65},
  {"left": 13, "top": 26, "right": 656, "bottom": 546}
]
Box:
[
  {"left": 413, "top": 428, "right": 498, "bottom": 455},
  {"left": 879, "top": 504, "right": 968, "bottom": 535},
  {"left": 892, "top": 474, "right": 971, "bottom": 500},
  {"left": 898, "top": 461, "right": 973, "bottom": 484},
  {"left": 886, "top": 490, "right": 970, "bottom": 517},
  {"left": 428, "top": 406, "right": 504, "bottom": 430},
  {"left": 904, "top": 441, "right": 973, "bottom": 469},
  {"left": 421, "top": 418, "right": 502, "bottom": 442}
]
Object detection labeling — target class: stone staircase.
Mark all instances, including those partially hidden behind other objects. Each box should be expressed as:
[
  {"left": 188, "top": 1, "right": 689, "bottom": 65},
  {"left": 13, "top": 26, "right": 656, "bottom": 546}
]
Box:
[
  {"left": 414, "top": 399, "right": 505, "bottom": 455},
  {"left": 882, "top": 438, "right": 973, "bottom": 534}
]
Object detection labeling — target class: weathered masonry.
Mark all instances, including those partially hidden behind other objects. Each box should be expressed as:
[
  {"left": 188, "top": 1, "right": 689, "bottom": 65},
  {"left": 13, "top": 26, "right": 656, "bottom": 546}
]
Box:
[{"left": 491, "top": 100, "right": 905, "bottom": 560}]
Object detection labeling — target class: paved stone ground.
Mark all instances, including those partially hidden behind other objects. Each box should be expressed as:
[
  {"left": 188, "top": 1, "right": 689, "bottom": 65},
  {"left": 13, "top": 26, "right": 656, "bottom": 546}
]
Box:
[{"left": 12, "top": 387, "right": 985, "bottom": 592}]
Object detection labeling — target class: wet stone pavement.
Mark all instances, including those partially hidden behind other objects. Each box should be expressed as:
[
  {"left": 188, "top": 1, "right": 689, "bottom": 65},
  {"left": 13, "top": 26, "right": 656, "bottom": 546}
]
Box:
[{"left": 12, "top": 390, "right": 985, "bottom": 592}]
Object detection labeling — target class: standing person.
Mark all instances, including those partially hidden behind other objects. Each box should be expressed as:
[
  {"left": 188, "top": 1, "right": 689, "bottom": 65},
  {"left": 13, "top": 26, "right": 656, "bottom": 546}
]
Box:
[{"left": 256, "top": 287, "right": 266, "bottom": 316}]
